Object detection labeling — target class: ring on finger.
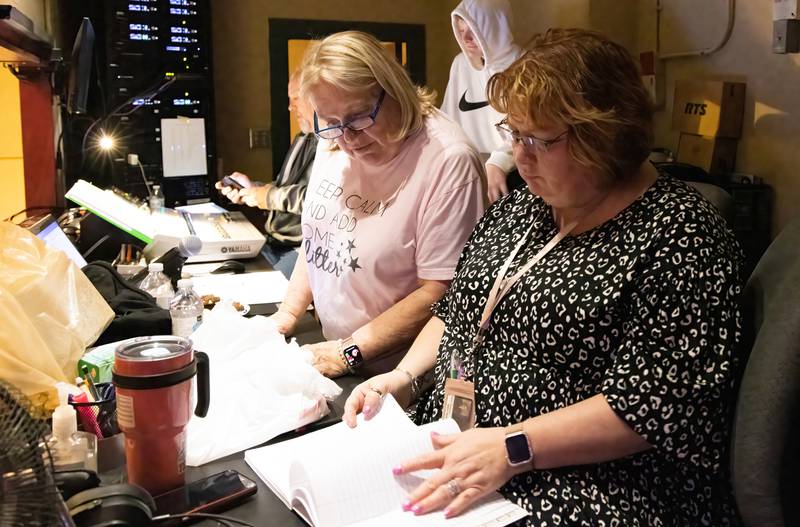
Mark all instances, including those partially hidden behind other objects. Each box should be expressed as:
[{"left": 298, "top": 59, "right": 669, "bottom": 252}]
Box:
[
  {"left": 445, "top": 478, "right": 461, "bottom": 497},
  {"left": 368, "top": 386, "right": 384, "bottom": 397}
]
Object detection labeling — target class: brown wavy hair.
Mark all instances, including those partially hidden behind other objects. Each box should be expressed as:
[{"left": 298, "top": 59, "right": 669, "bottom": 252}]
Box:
[{"left": 487, "top": 28, "right": 653, "bottom": 182}]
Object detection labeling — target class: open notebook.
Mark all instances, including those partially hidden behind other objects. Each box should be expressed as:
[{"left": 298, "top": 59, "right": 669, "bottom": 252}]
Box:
[{"left": 244, "top": 396, "right": 528, "bottom": 527}]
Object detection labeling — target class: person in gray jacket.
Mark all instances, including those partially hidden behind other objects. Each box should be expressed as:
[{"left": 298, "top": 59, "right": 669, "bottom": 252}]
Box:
[{"left": 217, "top": 70, "right": 317, "bottom": 278}]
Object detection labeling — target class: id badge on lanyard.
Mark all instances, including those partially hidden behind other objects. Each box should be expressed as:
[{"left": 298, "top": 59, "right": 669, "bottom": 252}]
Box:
[{"left": 442, "top": 219, "right": 577, "bottom": 430}]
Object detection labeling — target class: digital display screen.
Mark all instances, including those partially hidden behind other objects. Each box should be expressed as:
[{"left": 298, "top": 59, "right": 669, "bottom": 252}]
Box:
[
  {"left": 172, "top": 98, "right": 199, "bottom": 106},
  {"left": 128, "top": 4, "right": 158, "bottom": 12},
  {"left": 130, "top": 33, "right": 159, "bottom": 41},
  {"left": 36, "top": 222, "right": 87, "bottom": 268},
  {"left": 169, "top": 8, "right": 197, "bottom": 15}
]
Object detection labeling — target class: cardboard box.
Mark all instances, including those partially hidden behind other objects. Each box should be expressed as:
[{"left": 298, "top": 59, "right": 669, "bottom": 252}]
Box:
[
  {"left": 676, "top": 133, "right": 738, "bottom": 174},
  {"left": 672, "top": 80, "right": 746, "bottom": 138},
  {"left": 78, "top": 340, "right": 120, "bottom": 383}
]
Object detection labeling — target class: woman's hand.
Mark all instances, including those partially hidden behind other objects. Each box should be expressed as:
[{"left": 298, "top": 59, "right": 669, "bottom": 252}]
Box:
[
  {"left": 486, "top": 164, "right": 509, "bottom": 204},
  {"left": 395, "top": 427, "right": 522, "bottom": 518},
  {"left": 342, "top": 370, "right": 412, "bottom": 428},
  {"left": 302, "top": 340, "right": 348, "bottom": 378},
  {"left": 268, "top": 309, "right": 298, "bottom": 335}
]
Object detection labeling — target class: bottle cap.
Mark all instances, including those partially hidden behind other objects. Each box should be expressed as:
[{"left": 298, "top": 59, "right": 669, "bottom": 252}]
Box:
[
  {"left": 177, "top": 278, "right": 193, "bottom": 288},
  {"left": 148, "top": 262, "right": 164, "bottom": 272}
]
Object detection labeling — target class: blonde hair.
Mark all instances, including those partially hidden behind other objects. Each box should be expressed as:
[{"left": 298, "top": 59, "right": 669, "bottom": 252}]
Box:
[
  {"left": 487, "top": 28, "right": 653, "bottom": 182},
  {"left": 299, "top": 31, "right": 436, "bottom": 141}
]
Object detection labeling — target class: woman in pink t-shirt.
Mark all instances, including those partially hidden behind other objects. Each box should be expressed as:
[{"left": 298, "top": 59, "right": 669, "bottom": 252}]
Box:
[{"left": 270, "top": 31, "right": 485, "bottom": 378}]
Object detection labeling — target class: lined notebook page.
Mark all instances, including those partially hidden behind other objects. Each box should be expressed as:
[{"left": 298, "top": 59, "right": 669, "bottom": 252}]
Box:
[
  {"left": 292, "top": 418, "right": 459, "bottom": 527},
  {"left": 349, "top": 495, "right": 529, "bottom": 527},
  {"left": 245, "top": 395, "right": 416, "bottom": 508},
  {"left": 245, "top": 396, "right": 528, "bottom": 527}
]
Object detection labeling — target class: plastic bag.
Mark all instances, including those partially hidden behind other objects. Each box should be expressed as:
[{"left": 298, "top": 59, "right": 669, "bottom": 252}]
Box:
[
  {"left": 185, "top": 308, "right": 342, "bottom": 466},
  {"left": 0, "top": 222, "right": 114, "bottom": 410}
]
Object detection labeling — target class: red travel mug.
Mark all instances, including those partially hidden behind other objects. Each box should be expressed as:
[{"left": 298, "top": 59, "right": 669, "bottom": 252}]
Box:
[{"left": 113, "top": 336, "right": 209, "bottom": 496}]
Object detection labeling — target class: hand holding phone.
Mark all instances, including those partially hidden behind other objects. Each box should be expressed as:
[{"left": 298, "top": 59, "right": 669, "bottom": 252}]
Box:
[
  {"left": 220, "top": 175, "right": 245, "bottom": 190},
  {"left": 153, "top": 469, "right": 257, "bottom": 523}
]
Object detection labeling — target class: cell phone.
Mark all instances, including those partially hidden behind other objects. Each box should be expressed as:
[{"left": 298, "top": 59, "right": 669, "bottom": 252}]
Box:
[
  {"left": 153, "top": 469, "right": 257, "bottom": 522},
  {"left": 220, "top": 175, "right": 244, "bottom": 190}
]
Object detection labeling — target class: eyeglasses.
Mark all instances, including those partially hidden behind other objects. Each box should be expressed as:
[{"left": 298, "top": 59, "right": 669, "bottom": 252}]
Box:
[
  {"left": 494, "top": 118, "right": 568, "bottom": 153},
  {"left": 314, "top": 89, "right": 386, "bottom": 140}
]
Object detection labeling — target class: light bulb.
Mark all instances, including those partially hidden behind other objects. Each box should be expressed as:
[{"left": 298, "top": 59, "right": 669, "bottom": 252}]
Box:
[{"left": 98, "top": 135, "right": 115, "bottom": 151}]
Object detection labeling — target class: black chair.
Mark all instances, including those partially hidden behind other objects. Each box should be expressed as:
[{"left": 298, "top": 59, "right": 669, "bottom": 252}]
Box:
[
  {"left": 731, "top": 215, "right": 800, "bottom": 527},
  {"left": 653, "top": 161, "right": 733, "bottom": 223},
  {"left": 686, "top": 180, "right": 734, "bottom": 224}
]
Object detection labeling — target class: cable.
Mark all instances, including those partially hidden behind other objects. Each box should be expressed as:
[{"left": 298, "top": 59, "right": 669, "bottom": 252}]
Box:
[
  {"left": 81, "top": 234, "right": 110, "bottom": 260},
  {"left": 131, "top": 156, "right": 152, "bottom": 197},
  {"left": 151, "top": 512, "right": 256, "bottom": 527},
  {"left": 80, "top": 74, "right": 179, "bottom": 168}
]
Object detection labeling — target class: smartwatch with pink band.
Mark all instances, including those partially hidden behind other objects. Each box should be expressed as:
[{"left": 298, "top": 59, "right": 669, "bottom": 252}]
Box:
[{"left": 339, "top": 337, "right": 364, "bottom": 373}]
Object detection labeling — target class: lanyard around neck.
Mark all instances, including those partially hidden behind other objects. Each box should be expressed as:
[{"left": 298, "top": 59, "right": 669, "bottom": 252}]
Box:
[{"left": 474, "top": 219, "right": 578, "bottom": 346}]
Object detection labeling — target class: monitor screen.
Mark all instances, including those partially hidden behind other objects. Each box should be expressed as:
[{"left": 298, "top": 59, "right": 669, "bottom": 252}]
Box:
[
  {"left": 36, "top": 221, "right": 88, "bottom": 268},
  {"left": 67, "top": 17, "right": 95, "bottom": 115}
]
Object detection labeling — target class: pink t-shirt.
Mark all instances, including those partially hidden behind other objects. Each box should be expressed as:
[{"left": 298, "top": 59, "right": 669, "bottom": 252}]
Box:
[{"left": 301, "top": 110, "right": 485, "bottom": 340}]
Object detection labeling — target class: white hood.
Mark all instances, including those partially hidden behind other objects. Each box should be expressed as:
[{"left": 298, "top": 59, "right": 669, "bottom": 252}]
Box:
[{"left": 451, "top": 0, "right": 521, "bottom": 76}]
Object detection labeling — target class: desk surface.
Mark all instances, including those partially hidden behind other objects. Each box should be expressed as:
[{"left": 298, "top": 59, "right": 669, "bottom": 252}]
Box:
[{"left": 188, "top": 310, "right": 362, "bottom": 526}]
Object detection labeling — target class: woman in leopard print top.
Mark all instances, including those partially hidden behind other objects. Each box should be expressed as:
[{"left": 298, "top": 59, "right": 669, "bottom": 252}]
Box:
[{"left": 344, "top": 28, "right": 743, "bottom": 526}]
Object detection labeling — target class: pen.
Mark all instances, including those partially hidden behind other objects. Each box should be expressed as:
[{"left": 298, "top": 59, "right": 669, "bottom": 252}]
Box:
[
  {"left": 75, "top": 376, "right": 95, "bottom": 402},
  {"left": 81, "top": 365, "right": 100, "bottom": 401}
]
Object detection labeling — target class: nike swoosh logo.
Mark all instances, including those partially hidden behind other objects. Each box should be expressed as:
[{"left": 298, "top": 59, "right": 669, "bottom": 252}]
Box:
[{"left": 458, "top": 90, "right": 490, "bottom": 112}]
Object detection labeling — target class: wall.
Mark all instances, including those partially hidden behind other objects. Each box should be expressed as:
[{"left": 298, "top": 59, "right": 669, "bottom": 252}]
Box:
[
  {"left": 9, "top": 0, "right": 48, "bottom": 37},
  {"left": 636, "top": 0, "right": 800, "bottom": 235},
  {"left": 0, "top": 68, "right": 26, "bottom": 221},
  {"left": 211, "top": 0, "right": 460, "bottom": 181},
  {"left": 4, "top": 0, "right": 56, "bottom": 215},
  {"left": 511, "top": 0, "right": 591, "bottom": 43},
  {"left": 211, "top": 1, "right": 798, "bottom": 236},
  {"left": 511, "top": 0, "right": 639, "bottom": 50}
]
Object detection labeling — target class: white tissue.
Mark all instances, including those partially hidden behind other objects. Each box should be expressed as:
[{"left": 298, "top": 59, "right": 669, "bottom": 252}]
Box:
[{"left": 185, "top": 310, "right": 342, "bottom": 465}]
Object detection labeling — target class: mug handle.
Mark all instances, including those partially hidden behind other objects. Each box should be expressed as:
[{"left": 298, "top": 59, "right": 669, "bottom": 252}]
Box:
[{"left": 194, "top": 351, "right": 210, "bottom": 417}]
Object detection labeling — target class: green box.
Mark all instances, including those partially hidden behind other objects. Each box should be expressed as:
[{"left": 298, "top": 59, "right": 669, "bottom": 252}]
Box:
[{"left": 78, "top": 340, "right": 120, "bottom": 383}]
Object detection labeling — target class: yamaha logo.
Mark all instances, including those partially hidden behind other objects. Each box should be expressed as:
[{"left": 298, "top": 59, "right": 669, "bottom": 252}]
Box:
[{"left": 221, "top": 245, "right": 249, "bottom": 254}]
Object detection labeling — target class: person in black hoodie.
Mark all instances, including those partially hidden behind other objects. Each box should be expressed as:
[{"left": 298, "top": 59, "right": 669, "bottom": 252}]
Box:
[{"left": 217, "top": 69, "right": 318, "bottom": 278}]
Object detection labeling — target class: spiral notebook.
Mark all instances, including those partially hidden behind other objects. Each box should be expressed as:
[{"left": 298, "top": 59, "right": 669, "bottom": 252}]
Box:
[{"left": 244, "top": 396, "right": 528, "bottom": 527}]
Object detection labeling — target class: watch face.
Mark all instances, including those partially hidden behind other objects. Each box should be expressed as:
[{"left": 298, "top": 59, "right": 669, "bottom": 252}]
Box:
[
  {"left": 343, "top": 344, "right": 363, "bottom": 367},
  {"left": 505, "top": 432, "right": 532, "bottom": 466}
]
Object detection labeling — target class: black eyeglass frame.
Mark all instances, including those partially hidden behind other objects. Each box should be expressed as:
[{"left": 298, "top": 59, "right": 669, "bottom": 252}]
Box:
[{"left": 314, "top": 89, "right": 387, "bottom": 140}]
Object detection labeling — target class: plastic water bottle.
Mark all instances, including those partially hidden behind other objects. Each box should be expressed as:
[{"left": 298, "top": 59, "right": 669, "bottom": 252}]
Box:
[
  {"left": 149, "top": 185, "right": 165, "bottom": 213},
  {"left": 170, "top": 278, "right": 204, "bottom": 338},
  {"left": 138, "top": 262, "right": 174, "bottom": 309}
]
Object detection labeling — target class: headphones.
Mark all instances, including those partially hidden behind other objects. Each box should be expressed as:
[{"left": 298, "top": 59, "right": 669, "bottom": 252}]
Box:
[{"left": 66, "top": 483, "right": 156, "bottom": 527}]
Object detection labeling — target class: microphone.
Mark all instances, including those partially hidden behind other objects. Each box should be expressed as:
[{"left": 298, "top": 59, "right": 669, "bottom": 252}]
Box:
[{"left": 154, "top": 236, "right": 202, "bottom": 288}]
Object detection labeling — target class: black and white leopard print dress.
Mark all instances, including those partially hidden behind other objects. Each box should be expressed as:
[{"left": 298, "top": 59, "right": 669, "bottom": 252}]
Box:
[{"left": 414, "top": 175, "right": 744, "bottom": 526}]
